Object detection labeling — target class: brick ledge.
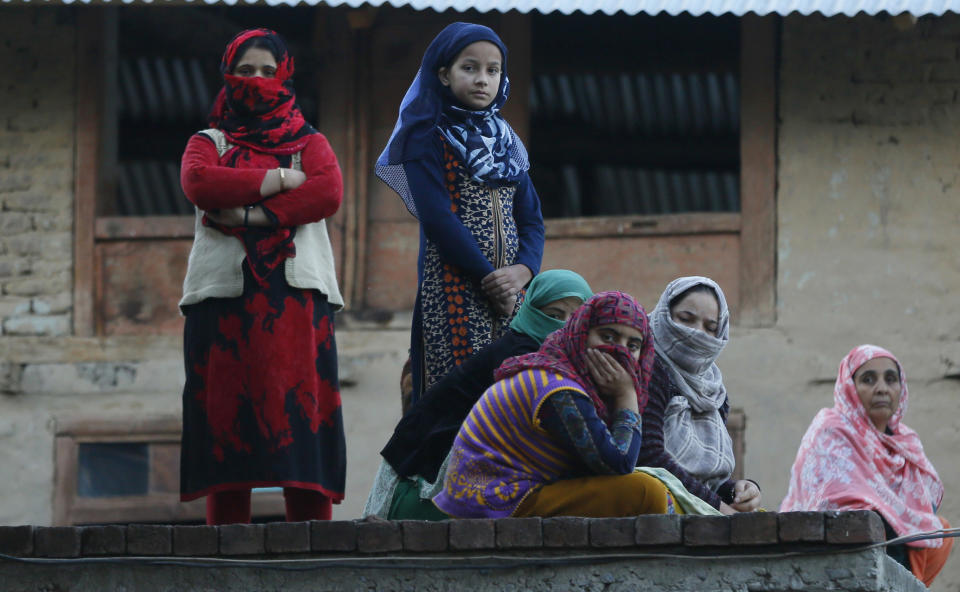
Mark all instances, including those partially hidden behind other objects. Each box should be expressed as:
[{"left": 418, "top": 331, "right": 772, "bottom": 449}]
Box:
[{"left": 0, "top": 511, "right": 884, "bottom": 558}]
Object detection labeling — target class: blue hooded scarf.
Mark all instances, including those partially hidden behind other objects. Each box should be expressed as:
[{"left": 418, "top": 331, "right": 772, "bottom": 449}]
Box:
[{"left": 375, "top": 22, "right": 530, "bottom": 219}]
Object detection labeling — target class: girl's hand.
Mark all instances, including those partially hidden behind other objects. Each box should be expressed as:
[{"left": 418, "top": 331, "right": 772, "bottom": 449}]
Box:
[
  {"left": 729, "top": 480, "right": 762, "bottom": 512},
  {"left": 584, "top": 348, "right": 638, "bottom": 413},
  {"left": 491, "top": 293, "right": 517, "bottom": 317},
  {"left": 719, "top": 502, "right": 737, "bottom": 515},
  {"left": 482, "top": 264, "right": 532, "bottom": 301}
]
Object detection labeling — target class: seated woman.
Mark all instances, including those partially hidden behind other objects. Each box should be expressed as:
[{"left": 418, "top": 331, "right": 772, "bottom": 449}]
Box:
[
  {"left": 363, "top": 270, "right": 592, "bottom": 520},
  {"left": 435, "top": 291, "right": 678, "bottom": 518},
  {"left": 638, "top": 276, "right": 761, "bottom": 513},
  {"left": 781, "top": 345, "right": 952, "bottom": 587}
]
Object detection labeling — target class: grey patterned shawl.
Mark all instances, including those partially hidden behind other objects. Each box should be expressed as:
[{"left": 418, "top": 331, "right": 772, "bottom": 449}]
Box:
[{"left": 651, "top": 276, "right": 735, "bottom": 491}]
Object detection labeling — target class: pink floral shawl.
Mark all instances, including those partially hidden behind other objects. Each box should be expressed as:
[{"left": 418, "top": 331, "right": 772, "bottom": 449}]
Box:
[{"left": 780, "top": 345, "right": 944, "bottom": 548}]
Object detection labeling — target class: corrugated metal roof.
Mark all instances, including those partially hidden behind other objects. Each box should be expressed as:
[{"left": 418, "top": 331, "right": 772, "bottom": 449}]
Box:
[{"left": 3, "top": 0, "right": 956, "bottom": 16}]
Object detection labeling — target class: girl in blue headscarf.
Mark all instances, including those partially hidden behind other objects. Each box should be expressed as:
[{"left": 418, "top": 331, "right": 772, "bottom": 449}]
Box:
[{"left": 376, "top": 22, "right": 546, "bottom": 404}]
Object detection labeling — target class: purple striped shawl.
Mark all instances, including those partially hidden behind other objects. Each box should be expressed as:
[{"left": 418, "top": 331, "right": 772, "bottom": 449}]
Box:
[{"left": 434, "top": 368, "right": 586, "bottom": 518}]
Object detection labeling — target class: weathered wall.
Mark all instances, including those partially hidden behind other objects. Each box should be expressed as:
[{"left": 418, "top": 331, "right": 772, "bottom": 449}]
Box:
[
  {"left": 719, "top": 13, "right": 960, "bottom": 591},
  {"left": 0, "top": 6, "right": 79, "bottom": 524},
  {"left": 0, "top": 7, "right": 75, "bottom": 339}
]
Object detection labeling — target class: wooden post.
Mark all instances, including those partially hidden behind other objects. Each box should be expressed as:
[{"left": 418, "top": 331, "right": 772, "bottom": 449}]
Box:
[
  {"left": 499, "top": 11, "right": 532, "bottom": 145},
  {"left": 738, "top": 14, "right": 778, "bottom": 327},
  {"left": 74, "top": 8, "right": 107, "bottom": 337},
  {"left": 315, "top": 8, "right": 357, "bottom": 309},
  {"left": 347, "top": 9, "right": 376, "bottom": 309}
]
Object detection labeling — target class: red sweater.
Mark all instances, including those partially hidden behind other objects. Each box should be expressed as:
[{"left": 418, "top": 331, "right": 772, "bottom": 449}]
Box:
[{"left": 180, "top": 132, "right": 343, "bottom": 227}]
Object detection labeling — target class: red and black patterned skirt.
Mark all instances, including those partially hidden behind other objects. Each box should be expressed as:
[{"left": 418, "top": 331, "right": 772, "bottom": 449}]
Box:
[{"left": 180, "top": 262, "right": 345, "bottom": 502}]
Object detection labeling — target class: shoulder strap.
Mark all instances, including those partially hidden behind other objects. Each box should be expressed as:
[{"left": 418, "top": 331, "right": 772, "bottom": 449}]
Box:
[
  {"left": 199, "top": 127, "right": 302, "bottom": 168},
  {"left": 198, "top": 128, "right": 233, "bottom": 158}
]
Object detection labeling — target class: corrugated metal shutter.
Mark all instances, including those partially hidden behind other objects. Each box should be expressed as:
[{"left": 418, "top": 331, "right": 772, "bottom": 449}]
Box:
[
  {"left": 531, "top": 71, "right": 740, "bottom": 217},
  {"left": 116, "top": 57, "right": 212, "bottom": 215}
]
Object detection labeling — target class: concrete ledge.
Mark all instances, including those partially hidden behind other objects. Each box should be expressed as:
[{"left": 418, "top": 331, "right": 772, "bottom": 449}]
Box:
[
  {"left": 0, "top": 538, "right": 922, "bottom": 592},
  {"left": 0, "top": 512, "right": 922, "bottom": 591},
  {"left": 0, "top": 511, "right": 888, "bottom": 560}
]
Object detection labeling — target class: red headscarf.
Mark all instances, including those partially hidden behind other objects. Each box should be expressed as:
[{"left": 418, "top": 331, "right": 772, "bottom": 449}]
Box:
[
  {"left": 780, "top": 345, "right": 945, "bottom": 548},
  {"left": 208, "top": 28, "right": 315, "bottom": 154},
  {"left": 495, "top": 291, "right": 655, "bottom": 423}
]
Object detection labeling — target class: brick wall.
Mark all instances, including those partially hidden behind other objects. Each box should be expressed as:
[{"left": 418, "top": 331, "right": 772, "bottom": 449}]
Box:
[{"left": 0, "top": 7, "right": 76, "bottom": 338}]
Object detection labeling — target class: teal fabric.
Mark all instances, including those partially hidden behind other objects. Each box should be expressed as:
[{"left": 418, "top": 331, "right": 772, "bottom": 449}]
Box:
[
  {"left": 388, "top": 478, "right": 449, "bottom": 521},
  {"left": 509, "top": 270, "right": 593, "bottom": 342}
]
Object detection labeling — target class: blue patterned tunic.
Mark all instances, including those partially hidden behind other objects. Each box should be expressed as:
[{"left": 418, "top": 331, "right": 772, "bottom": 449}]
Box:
[{"left": 404, "top": 134, "right": 544, "bottom": 401}]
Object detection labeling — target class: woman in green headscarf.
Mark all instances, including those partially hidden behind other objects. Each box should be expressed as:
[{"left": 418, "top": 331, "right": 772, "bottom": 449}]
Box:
[{"left": 364, "top": 270, "right": 593, "bottom": 520}]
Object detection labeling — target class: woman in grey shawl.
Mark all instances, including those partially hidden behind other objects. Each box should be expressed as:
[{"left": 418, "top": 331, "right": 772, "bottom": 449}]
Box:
[{"left": 636, "top": 276, "right": 761, "bottom": 513}]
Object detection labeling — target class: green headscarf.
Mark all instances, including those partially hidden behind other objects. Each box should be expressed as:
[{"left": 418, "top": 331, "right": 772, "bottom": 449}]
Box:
[{"left": 509, "top": 269, "right": 593, "bottom": 343}]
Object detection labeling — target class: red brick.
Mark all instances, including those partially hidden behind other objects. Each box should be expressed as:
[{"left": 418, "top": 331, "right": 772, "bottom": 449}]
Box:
[
  {"left": 127, "top": 524, "right": 172, "bottom": 556},
  {"left": 683, "top": 516, "right": 731, "bottom": 546},
  {"left": 219, "top": 524, "right": 266, "bottom": 556},
  {"left": 542, "top": 517, "right": 589, "bottom": 548},
  {"left": 730, "top": 512, "right": 779, "bottom": 545},
  {"left": 496, "top": 518, "right": 542, "bottom": 549},
  {"left": 449, "top": 519, "right": 495, "bottom": 550},
  {"left": 401, "top": 521, "right": 449, "bottom": 552},
  {"left": 311, "top": 520, "right": 356, "bottom": 552},
  {"left": 266, "top": 521, "right": 310, "bottom": 554},
  {"left": 0, "top": 525, "right": 33, "bottom": 556},
  {"left": 173, "top": 525, "right": 218, "bottom": 556},
  {"left": 81, "top": 525, "right": 125, "bottom": 556},
  {"left": 825, "top": 510, "right": 884, "bottom": 544},
  {"left": 356, "top": 521, "right": 403, "bottom": 553},
  {"left": 635, "top": 514, "right": 682, "bottom": 545},
  {"left": 34, "top": 526, "right": 80, "bottom": 558},
  {"left": 778, "top": 511, "right": 825, "bottom": 543},
  {"left": 589, "top": 517, "right": 635, "bottom": 548}
]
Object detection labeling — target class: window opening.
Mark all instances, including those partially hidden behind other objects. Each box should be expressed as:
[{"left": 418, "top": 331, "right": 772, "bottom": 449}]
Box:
[
  {"left": 529, "top": 13, "right": 740, "bottom": 219},
  {"left": 77, "top": 442, "right": 149, "bottom": 498}
]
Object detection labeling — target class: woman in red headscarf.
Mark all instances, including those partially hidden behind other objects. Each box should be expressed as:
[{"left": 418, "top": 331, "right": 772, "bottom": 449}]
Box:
[
  {"left": 434, "top": 291, "right": 678, "bottom": 519},
  {"left": 781, "top": 345, "right": 953, "bottom": 587},
  {"left": 178, "top": 29, "right": 345, "bottom": 525}
]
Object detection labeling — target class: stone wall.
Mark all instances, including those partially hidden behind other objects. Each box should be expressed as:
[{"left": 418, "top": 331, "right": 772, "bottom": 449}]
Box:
[
  {"left": 0, "top": 5, "right": 80, "bottom": 526},
  {"left": 0, "top": 7, "right": 75, "bottom": 339}
]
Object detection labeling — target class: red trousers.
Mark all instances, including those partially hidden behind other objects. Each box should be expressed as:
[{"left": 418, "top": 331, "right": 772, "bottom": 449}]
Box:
[{"left": 206, "top": 488, "right": 332, "bottom": 525}]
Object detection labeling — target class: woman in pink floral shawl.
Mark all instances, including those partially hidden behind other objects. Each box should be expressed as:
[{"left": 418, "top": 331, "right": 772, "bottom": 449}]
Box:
[{"left": 781, "top": 345, "right": 952, "bottom": 586}]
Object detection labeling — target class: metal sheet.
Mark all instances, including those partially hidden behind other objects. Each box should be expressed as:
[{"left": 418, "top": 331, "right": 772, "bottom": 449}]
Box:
[{"left": 4, "top": 0, "right": 955, "bottom": 17}]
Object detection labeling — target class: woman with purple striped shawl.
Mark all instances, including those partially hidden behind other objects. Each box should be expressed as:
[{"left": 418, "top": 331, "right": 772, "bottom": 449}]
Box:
[{"left": 434, "top": 291, "right": 678, "bottom": 518}]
